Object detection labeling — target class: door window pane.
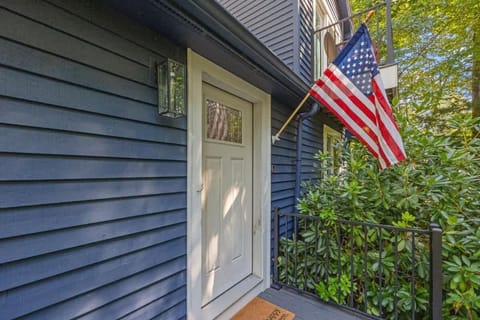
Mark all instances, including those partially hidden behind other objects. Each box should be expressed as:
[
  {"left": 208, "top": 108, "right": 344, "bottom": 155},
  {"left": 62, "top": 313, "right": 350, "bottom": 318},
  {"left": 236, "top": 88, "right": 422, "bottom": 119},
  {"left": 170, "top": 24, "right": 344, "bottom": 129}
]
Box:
[{"left": 206, "top": 99, "right": 242, "bottom": 144}]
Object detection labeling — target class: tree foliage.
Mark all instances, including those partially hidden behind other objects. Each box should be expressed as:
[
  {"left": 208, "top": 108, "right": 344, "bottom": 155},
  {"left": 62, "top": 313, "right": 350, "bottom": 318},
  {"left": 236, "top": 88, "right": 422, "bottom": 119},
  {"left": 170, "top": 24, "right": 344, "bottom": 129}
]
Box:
[{"left": 351, "top": 0, "right": 480, "bottom": 129}]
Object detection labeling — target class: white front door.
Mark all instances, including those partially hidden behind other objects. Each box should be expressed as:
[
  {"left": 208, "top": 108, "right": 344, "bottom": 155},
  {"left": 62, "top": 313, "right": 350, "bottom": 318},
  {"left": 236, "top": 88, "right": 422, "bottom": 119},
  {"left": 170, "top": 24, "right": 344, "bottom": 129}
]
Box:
[{"left": 201, "top": 83, "right": 253, "bottom": 306}]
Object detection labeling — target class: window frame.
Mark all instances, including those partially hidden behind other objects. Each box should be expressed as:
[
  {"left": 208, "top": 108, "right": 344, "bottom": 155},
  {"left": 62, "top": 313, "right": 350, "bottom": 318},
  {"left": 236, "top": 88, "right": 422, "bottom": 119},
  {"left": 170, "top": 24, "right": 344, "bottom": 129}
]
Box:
[{"left": 323, "top": 124, "right": 342, "bottom": 174}]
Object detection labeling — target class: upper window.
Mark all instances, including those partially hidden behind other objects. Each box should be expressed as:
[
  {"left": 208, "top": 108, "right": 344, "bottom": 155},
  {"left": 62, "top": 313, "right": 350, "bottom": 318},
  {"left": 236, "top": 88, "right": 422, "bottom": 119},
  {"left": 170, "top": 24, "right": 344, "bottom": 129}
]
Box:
[
  {"left": 323, "top": 32, "right": 337, "bottom": 65},
  {"left": 313, "top": 1, "right": 341, "bottom": 79},
  {"left": 323, "top": 125, "right": 342, "bottom": 174}
]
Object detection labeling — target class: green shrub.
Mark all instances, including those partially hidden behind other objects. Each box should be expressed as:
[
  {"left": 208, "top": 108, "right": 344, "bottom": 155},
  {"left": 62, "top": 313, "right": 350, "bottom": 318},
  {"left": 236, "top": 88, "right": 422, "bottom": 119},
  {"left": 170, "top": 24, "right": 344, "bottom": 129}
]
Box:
[{"left": 293, "top": 108, "right": 480, "bottom": 319}]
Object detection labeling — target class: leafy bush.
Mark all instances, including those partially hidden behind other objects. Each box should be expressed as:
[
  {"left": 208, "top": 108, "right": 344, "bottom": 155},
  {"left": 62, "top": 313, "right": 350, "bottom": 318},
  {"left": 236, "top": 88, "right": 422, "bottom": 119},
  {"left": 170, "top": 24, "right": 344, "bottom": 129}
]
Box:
[
  {"left": 293, "top": 108, "right": 480, "bottom": 319},
  {"left": 277, "top": 211, "right": 430, "bottom": 318}
]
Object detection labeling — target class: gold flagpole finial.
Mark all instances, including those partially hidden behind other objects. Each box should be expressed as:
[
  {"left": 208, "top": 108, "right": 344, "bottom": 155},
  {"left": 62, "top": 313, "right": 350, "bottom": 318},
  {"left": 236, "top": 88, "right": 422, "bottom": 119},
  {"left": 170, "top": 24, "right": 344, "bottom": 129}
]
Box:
[{"left": 363, "top": 10, "right": 376, "bottom": 24}]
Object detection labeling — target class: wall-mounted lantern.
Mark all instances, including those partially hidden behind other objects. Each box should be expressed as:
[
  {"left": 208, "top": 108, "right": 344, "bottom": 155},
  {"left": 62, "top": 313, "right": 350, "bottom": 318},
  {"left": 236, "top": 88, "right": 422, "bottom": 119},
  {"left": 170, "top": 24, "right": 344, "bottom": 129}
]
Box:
[{"left": 157, "top": 58, "right": 186, "bottom": 118}]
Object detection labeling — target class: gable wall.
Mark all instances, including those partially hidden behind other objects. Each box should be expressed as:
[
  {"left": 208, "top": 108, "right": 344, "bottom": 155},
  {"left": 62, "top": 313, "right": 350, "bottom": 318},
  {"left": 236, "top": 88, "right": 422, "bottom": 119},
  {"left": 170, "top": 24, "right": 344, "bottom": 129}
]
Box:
[
  {"left": 219, "top": 0, "right": 296, "bottom": 72},
  {"left": 298, "top": 0, "right": 314, "bottom": 83},
  {"left": 219, "top": 0, "right": 318, "bottom": 84},
  {"left": 0, "top": 1, "right": 187, "bottom": 318}
]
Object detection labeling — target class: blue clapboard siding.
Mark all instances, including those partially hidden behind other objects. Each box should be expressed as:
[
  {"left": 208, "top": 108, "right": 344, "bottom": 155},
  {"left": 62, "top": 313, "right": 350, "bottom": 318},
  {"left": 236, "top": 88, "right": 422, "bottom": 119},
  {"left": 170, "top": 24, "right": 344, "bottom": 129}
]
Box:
[
  {"left": 0, "top": 0, "right": 186, "bottom": 319},
  {"left": 271, "top": 102, "right": 297, "bottom": 213},
  {"left": 271, "top": 100, "right": 342, "bottom": 248},
  {"left": 219, "top": 0, "right": 316, "bottom": 84},
  {"left": 272, "top": 101, "right": 337, "bottom": 213},
  {"left": 271, "top": 99, "right": 296, "bottom": 260},
  {"left": 298, "top": 0, "right": 314, "bottom": 83},
  {"left": 219, "top": 0, "right": 296, "bottom": 70}
]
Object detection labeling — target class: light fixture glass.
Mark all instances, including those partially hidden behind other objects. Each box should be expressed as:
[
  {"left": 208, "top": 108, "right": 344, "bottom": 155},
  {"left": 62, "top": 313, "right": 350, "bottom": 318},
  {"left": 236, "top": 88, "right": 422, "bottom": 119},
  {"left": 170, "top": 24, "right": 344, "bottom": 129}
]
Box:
[{"left": 157, "top": 58, "right": 186, "bottom": 118}]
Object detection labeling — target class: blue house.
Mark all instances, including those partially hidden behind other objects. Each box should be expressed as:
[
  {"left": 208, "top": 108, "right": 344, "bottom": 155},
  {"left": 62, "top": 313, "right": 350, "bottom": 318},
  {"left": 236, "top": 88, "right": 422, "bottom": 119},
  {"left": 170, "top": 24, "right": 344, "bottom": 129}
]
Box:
[{"left": 0, "top": 0, "right": 350, "bottom": 319}]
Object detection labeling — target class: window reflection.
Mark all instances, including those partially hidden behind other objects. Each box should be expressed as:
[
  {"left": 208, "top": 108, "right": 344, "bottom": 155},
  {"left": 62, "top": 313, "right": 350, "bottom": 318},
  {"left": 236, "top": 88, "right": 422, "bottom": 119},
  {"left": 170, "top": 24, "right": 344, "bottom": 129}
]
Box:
[{"left": 206, "top": 99, "right": 242, "bottom": 144}]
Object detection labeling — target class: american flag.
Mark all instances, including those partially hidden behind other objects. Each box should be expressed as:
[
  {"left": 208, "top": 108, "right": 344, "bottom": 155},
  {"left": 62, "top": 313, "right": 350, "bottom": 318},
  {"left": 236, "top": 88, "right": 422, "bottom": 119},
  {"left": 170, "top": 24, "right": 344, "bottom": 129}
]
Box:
[{"left": 309, "top": 24, "right": 406, "bottom": 169}]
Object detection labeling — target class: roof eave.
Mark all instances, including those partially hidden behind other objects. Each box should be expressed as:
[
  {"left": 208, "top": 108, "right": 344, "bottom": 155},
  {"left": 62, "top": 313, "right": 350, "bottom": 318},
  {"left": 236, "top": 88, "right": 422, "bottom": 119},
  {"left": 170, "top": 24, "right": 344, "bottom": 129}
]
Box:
[{"left": 102, "top": 0, "right": 311, "bottom": 106}]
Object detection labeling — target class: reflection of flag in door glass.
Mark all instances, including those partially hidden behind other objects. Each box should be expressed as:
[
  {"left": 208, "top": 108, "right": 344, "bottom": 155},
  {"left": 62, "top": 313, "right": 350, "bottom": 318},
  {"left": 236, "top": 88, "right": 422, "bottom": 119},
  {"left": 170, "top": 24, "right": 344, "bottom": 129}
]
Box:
[{"left": 206, "top": 99, "right": 243, "bottom": 144}]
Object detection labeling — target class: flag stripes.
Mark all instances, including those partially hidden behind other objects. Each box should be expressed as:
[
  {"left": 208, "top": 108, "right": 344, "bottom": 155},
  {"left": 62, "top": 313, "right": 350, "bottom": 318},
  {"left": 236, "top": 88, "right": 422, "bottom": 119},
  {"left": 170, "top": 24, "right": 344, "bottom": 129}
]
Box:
[
  {"left": 310, "top": 76, "right": 387, "bottom": 168},
  {"left": 310, "top": 66, "right": 405, "bottom": 168},
  {"left": 308, "top": 23, "right": 406, "bottom": 169}
]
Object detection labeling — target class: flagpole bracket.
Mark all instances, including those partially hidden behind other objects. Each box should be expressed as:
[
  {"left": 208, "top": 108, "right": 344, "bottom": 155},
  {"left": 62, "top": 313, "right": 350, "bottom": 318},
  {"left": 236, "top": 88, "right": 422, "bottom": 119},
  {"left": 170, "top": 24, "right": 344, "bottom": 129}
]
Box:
[
  {"left": 272, "top": 135, "right": 280, "bottom": 144},
  {"left": 271, "top": 92, "right": 311, "bottom": 144}
]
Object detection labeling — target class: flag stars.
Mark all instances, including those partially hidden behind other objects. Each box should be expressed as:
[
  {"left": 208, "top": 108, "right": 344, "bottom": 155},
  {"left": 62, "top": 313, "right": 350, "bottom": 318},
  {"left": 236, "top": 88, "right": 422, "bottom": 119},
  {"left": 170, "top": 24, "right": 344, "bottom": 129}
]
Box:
[{"left": 335, "top": 33, "right": 381, "bottom": 95}]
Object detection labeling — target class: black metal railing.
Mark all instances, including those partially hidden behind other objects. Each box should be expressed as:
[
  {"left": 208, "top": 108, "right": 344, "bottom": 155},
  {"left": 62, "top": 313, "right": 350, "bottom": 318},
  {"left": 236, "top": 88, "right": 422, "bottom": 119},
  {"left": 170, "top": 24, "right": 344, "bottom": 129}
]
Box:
[
  {"left": 273, "top": 209, "right": 443, "bottom": 320},
  {"left": 312, "top": 1, "right": 395, "bottom": 81}
]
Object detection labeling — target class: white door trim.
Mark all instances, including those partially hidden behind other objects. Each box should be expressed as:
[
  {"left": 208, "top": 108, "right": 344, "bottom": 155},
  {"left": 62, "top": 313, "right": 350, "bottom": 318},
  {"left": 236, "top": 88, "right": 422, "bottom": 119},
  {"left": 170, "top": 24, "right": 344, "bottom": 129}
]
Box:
[{"left": 187, "top": 49, "right": 271, "bottom": 320}]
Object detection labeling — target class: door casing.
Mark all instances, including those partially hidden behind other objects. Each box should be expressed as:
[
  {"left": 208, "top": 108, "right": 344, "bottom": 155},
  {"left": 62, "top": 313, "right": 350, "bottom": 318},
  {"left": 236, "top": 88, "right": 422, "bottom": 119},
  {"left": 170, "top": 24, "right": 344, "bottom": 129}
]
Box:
[{"left": 187, "top": 49, "right": 271, "bottom": 320}]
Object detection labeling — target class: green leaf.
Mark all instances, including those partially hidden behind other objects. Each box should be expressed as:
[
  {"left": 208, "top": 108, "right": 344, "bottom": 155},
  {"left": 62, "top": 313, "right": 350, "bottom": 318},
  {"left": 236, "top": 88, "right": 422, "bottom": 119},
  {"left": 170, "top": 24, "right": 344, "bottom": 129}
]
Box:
[
  {"left": 453, "top": 255, "right": 462, "bottom": 266},
  {"left": 452, "top": 273, "right": 463, "bottom": 283},
  {"left": 462, "top": 255, "right": 471, "bottom": 266},
  {"left": 448, "top": 215, "right": 459, "bottom": 225}
]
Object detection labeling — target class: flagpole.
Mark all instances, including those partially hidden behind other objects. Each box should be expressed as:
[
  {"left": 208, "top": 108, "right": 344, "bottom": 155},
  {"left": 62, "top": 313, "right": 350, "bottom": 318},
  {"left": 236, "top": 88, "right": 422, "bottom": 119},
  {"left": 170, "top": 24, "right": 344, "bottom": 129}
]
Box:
[{"left": 271, "top": 92, "right": 310, "bottom": 144}]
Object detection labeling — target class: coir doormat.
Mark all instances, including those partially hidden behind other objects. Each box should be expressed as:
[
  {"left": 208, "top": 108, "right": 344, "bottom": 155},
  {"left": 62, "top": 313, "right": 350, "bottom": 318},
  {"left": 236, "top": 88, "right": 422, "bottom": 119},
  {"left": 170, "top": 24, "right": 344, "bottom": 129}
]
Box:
[{"left": 231, "top": 297, "right": 295, "bottom": 320}]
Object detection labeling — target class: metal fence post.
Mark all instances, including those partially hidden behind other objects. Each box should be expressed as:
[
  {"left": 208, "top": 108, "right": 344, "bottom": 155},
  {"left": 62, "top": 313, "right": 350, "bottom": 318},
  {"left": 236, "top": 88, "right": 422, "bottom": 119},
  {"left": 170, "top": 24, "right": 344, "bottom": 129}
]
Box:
[
  {"left": 272, "top": 208, "right": 281, "bottom": 289},
  {"left": 430, "top": 223, "right": 443, "bottom": 320}
]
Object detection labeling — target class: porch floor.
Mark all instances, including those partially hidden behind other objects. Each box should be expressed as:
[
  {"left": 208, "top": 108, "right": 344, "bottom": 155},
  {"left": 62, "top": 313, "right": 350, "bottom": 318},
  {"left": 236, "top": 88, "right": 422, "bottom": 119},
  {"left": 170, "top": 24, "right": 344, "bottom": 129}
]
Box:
[{"left": 259, "top": 287, "right": 371, "bottom": 320}]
